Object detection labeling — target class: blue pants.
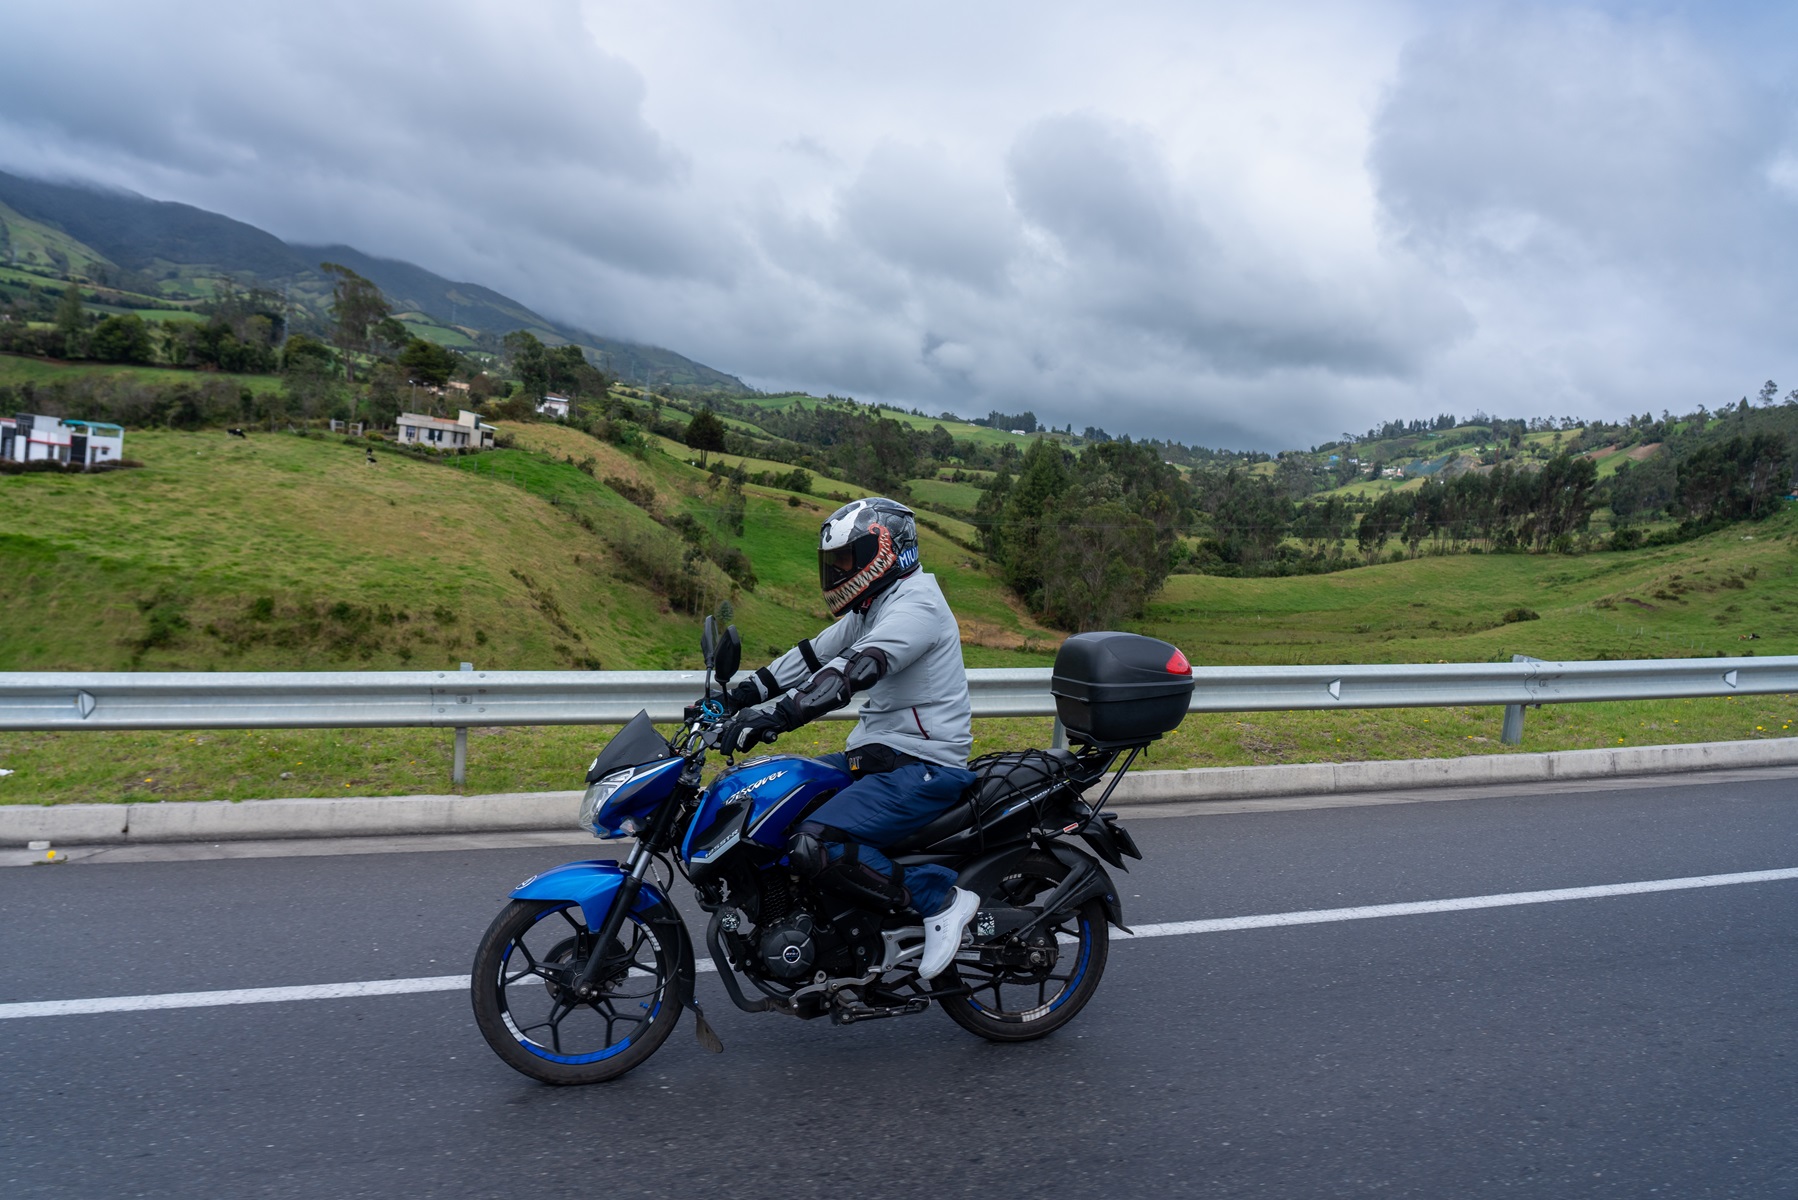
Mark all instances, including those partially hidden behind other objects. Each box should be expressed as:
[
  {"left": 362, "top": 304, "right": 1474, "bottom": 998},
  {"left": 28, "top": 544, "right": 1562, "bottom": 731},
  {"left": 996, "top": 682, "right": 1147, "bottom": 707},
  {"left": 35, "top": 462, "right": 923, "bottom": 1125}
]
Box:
[{"left": 810, "top": 753, "right": 975, "bottom": 917}]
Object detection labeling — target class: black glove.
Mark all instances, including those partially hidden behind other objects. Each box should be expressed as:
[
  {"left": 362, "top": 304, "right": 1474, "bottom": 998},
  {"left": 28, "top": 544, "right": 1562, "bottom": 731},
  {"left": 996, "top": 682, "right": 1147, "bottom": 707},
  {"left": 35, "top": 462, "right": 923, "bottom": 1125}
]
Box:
[
  {"left": 717, "top": 705, "right": 792, "bottom": 754},
  {"left": 721, "top": 678, "right": 764, "bottom": 716}
]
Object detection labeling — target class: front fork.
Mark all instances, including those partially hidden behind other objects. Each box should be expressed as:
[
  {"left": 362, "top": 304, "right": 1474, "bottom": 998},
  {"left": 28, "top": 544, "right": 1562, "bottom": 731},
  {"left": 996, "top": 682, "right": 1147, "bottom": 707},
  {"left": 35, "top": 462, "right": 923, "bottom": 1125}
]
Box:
[{"left": 569, "top": 842, "right": 655, "bottom": 1000}]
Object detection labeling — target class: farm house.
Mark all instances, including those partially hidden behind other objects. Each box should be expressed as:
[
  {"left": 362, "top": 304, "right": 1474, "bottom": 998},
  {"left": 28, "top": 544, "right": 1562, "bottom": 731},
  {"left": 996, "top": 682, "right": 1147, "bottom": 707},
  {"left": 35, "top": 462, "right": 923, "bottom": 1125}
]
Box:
[{"left": 0, "top": 414, "right": 125, "bottom": 466}]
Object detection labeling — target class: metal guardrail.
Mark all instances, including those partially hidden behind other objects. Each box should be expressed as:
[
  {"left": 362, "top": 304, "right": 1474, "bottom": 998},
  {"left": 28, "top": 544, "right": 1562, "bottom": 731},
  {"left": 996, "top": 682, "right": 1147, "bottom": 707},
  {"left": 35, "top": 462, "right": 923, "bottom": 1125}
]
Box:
[{"left": 2, "top": 655, "right": 1792, "bottom": 736}]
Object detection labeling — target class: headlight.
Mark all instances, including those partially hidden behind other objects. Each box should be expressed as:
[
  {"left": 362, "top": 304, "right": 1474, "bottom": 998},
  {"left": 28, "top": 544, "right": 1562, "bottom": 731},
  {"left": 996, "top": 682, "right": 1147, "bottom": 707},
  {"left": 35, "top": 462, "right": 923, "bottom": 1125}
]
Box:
[{"left": 578, "top": 768, "right": 633, "bottom": 832}]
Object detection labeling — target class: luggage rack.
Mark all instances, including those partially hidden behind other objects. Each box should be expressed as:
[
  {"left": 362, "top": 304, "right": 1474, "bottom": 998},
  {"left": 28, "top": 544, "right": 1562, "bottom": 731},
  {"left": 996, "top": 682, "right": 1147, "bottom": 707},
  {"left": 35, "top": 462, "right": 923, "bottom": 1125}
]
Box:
[{"left": 1065, "top": 741, "right": 1145, "bottom": 835}]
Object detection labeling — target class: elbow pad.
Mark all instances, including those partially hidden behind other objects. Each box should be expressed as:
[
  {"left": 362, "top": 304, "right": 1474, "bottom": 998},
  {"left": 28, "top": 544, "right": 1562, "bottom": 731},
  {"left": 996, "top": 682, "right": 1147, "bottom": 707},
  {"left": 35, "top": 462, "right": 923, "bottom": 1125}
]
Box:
[
  {"left": 777, "top": 648, "right": 891, "bottom": 728},
  {"left": 842, "top": 647, "right": 889, "bottom": 691},
  {"left": 779, "top": 667, "right": 851, "bottom": 727}
]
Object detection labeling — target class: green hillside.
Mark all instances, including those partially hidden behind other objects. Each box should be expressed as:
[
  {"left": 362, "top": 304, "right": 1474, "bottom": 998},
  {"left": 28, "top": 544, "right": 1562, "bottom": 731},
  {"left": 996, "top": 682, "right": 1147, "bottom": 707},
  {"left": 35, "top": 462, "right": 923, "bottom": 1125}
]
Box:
[
  {"left": 0, "top": 351, "right": 283, "bottom": 396},
  {"left": 0, "top": 422, "right": 1056, "bottom": 675},
  {"left": 1143, "top": 509, "right": 1798, "bottom": 666}
]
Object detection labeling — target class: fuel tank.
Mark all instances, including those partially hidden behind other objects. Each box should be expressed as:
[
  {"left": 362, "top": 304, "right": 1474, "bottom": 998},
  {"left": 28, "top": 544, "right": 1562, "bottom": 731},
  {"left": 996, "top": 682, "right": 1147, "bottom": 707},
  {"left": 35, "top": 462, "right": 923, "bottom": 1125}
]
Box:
[{"left": 680, "top": 754, "right": 851, "bottom": 871}]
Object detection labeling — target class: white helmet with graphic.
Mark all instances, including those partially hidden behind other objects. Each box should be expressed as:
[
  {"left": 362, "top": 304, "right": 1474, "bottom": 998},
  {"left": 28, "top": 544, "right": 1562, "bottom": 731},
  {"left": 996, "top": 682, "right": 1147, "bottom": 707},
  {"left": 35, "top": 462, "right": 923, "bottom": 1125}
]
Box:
[{"left": 818, "top": 497, "right": 920, "bottom": 616}]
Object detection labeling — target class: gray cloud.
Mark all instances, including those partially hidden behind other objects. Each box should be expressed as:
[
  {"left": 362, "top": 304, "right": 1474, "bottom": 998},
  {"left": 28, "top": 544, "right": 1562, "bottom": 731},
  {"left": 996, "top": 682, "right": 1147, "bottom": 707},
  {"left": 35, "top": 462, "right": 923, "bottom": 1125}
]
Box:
[
  {"left": 1369, "top": 6, "right": 1798, "bottom": 417},
  {"left": 2, "top": 1, "right": 1794, "bottom": 447}
]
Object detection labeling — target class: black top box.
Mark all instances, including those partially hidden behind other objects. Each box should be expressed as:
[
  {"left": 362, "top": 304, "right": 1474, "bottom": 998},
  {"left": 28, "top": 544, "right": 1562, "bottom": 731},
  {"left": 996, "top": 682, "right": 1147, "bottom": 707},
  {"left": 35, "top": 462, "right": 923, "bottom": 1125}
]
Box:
[{"left": 1051, "top": 632, "right": 1195, "bottom": 748}]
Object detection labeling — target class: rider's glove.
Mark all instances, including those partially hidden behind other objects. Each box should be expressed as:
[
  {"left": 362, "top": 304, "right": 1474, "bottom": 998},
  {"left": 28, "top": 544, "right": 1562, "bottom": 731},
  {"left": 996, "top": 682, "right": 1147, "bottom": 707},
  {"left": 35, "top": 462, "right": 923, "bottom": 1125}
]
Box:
[
  {"left": 720, "top": 678, "right": 764, "bottom": 716},
  {"left": 717, "top": 703, "right": 793, "bottom": 754}
]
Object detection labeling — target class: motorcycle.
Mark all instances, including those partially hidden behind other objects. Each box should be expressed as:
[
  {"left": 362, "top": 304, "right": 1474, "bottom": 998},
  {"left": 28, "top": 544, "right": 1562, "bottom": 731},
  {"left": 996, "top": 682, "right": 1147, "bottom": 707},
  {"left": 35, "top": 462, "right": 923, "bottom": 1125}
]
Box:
[{"left": 470, "top": 618, "right": 1195, "bottom": 1085}]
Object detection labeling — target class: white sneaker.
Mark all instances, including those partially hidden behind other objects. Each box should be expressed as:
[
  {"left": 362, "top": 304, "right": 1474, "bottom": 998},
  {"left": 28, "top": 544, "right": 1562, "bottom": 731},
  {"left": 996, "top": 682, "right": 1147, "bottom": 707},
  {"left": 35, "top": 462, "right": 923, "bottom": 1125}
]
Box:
[{"left": 920, "top": 888, "right": 980, "bottom": 981}]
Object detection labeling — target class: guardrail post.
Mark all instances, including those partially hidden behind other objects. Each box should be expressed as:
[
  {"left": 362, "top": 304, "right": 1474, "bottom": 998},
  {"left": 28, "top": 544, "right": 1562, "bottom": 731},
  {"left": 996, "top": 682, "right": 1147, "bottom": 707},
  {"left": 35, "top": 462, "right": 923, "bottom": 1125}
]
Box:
[
  {"left": 452, "top": 662, "right": 472, "bottom": 787},
  {"left": 1500, "top": 704, "right": 1525, "bottom": 746},
  {"left": 1502, "top": 653, "right": 1541, "bottom": 746},
  {"left": 1050, "top": 717, "right": 1067, "bottom": 752}
]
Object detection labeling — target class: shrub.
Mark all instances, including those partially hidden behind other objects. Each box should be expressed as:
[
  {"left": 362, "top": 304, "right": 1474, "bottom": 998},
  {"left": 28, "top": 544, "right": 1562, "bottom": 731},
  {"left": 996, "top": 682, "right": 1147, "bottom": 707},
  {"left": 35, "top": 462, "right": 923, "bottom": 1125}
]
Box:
[{"left": 1501, "top": 607, "right": 1540, "bottom": 623}]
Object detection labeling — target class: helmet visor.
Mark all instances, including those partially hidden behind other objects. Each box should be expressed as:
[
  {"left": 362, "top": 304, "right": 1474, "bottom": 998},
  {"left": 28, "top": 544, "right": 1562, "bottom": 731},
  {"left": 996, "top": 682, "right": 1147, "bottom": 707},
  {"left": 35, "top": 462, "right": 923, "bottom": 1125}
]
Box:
[{"left": 819, "top": 531, "right": 882, "bottom": 592}]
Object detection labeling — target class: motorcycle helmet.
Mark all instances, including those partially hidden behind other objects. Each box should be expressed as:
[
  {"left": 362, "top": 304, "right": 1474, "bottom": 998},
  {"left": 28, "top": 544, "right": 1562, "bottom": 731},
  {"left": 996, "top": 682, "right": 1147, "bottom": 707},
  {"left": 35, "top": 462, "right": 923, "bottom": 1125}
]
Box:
[{"left": 818, "top": 497, "right": 920, "bottom": 617}]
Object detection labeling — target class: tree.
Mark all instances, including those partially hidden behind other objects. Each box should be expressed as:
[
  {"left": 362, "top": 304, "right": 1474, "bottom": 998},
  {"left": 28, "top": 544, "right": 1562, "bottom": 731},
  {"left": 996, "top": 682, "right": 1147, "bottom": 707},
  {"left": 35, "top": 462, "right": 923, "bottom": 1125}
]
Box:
[
  {"left": 88, "top": 314, "right": 153, "bottom": 364},
  {"left": 281, "top": 334, "right": 336, "bottom": 376},
  {"left": 54, "top": 283, "right": 86, "bottom": 358},
  {"left": 372, "top": 316, "right": 411, "bottom": 359},
  {"left": 398, "top": 337, "right": 458, "bottom": 388},
  {"left": 997, "top": 439, "right": 1072, "bottom": 608},
  {"left": 365, "top": 363, "right": 406, "bottom": 427},
  {"left": 503, "top": 330, "right": 550, "bottom": 399},
  {"left": 1042, "top": 501, "right": 1158, "bottom": 630},
  {"left": 685, "top": 407, "right": 727, "bottom": 466},
  {"left": 1676, "top": 434, "right": 1793, "bottom": 525},
  {"left": 320, "top": 262, "right": 390, "bottom": 381}
]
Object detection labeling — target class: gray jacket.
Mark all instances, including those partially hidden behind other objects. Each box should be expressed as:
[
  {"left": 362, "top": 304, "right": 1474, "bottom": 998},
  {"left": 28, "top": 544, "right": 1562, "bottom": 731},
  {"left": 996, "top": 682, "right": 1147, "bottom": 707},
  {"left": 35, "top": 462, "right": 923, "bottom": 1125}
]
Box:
[{"left": 750, "top": 572, "right": 972, "bottom": 768}]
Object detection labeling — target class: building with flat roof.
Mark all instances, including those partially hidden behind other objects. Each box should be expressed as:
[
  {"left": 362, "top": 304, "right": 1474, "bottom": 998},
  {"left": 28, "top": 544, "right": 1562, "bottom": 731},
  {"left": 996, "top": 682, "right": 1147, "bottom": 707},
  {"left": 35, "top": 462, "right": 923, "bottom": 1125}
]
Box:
[{"left": 0, "top": 414, "right": 125, "bottom": 467}]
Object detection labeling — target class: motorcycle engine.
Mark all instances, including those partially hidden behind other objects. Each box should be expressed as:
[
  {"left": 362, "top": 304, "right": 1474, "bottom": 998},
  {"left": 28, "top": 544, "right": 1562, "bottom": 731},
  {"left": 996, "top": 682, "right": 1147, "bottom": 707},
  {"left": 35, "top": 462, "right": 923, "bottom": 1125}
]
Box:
[
  {"left": 759, "top": 912, "right": 818, "bottom": 980},
  {"left": 757, "top": 908, "right": 884, "bottom": 982}
]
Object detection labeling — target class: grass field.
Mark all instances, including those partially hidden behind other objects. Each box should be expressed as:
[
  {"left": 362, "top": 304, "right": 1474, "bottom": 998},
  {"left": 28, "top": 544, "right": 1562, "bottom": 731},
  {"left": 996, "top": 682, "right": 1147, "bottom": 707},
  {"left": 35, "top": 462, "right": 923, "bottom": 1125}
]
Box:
[
  {"left": 0, "top": 428, "right": 714, "bottom": 674},
  {"left": 397, "top": 316, "right": 478, "bottom": 348},
  {"left": 730, "top": 392, "right": 1047, "bottom": 450},
  {"left": 1143, "top": 508, "right": 1798, "bottom": 665},
  {"left": 0, "top": 354, "right": 283, "bottom": 395},
  {"left": 905, "top": 476, "right": 983, "bottom": 514}
]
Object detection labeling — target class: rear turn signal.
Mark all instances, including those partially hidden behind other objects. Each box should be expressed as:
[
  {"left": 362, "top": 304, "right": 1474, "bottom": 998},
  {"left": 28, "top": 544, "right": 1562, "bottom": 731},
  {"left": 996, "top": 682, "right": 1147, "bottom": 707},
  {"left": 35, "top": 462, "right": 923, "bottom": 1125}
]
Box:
[{"left": 1166, "top": 649, "right": 1192, "bottom": 675}]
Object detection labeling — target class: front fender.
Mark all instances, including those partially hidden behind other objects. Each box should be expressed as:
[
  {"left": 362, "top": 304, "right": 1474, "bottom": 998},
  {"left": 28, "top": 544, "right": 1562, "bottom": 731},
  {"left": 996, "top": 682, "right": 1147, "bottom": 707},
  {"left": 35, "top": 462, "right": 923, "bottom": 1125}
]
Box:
[{"left": 510, "top": 860, "right": 698, "bottom": 1011}]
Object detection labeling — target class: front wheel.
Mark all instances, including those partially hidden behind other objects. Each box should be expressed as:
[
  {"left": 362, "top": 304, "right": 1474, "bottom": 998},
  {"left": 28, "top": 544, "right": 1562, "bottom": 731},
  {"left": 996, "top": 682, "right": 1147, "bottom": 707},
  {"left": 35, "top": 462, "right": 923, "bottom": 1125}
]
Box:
[
  {"left": 933, "top": 852, "right": 1110, "bottom": 1042},
  {"left": 471, "top": 898, "right": 680, "bottom": 1085}
]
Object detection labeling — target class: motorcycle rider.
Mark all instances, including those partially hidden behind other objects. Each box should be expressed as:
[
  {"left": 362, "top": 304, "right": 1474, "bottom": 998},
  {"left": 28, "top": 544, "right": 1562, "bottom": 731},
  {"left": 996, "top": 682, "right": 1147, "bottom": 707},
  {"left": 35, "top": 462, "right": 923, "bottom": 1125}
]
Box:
[{"left": 715, "top": 497, "right": 980, "bottom": 980}]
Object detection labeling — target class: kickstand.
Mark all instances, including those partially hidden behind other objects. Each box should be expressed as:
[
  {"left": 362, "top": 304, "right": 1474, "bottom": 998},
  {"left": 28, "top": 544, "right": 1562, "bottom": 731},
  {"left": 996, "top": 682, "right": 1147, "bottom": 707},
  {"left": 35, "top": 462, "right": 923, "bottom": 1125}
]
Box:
[{"left": 690, "top": 1003, "right": 724, "bottom": 1053}]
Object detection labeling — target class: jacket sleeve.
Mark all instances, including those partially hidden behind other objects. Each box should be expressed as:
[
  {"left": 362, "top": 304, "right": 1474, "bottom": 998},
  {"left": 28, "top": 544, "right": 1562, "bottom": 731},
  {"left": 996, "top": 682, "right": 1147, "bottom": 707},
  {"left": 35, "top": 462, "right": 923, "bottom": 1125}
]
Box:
[
  {"left": 733, "top": 615, "right": 860, "bottom": 706},
  {"left": 840, "top": 589, "right": 939, "bottom": 676}
]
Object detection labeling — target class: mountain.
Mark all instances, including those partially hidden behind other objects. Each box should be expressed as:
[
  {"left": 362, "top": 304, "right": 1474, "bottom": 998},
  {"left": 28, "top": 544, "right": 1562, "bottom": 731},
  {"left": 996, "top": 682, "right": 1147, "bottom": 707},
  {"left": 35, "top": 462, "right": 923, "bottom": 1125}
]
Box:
[
  {"left": 290, "top": 242, "right": 743, "bottom": 390},
  {"left": 0, "top": 169, "right": 747, "bottom": 392},
  {"left": 0, "top": 171, "right": 308, "bottom": 279}
]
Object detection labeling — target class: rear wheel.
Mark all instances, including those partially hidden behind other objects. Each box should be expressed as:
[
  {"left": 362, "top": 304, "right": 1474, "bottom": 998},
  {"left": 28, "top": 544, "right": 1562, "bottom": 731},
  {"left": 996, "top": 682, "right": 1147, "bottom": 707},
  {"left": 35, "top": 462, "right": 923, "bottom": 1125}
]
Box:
[
  {"left": 933, "top": 852, "right": 1110, "bottom": 1042},
  {"left": 471, "top": 898, "right": 680, "bottom": 1085}
]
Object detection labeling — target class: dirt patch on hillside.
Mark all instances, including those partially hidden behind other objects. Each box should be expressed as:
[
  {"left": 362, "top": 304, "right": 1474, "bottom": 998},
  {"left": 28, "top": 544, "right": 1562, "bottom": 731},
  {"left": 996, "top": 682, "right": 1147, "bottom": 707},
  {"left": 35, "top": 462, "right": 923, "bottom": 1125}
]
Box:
[{"left": 1625, "top": 442, "right": 1662, "bottom": 461}]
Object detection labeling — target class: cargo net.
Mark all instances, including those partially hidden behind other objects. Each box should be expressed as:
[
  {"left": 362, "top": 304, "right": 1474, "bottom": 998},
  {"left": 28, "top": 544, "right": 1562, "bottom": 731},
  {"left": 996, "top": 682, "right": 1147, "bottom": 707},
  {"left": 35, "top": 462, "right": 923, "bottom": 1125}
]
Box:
[{"left": 965, "top": 749, "right": 1079, "bottom": 821}]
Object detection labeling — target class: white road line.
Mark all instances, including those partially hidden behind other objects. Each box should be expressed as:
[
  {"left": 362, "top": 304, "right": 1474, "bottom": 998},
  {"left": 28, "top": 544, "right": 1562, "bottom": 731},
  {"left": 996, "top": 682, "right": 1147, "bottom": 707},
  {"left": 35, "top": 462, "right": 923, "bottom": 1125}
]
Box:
[
  {"left": 4, "top": 866, "right": 1794, "bottom": 1021},
  {"left": 1118, "top": 866, "right": 1798, "bottom": 940}
]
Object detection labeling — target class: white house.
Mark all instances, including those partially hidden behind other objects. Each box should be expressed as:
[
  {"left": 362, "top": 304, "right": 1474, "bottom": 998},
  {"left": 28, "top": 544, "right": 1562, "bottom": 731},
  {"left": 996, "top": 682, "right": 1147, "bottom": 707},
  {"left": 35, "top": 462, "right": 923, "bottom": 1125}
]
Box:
[
  {"left": 0, "top": 414, "right": 125, "bottom": 466},
  {"left": 537, "top": 394, "right": 572, "bottom": 419},
  {"left": 395, "top": 409, "right": 497, "bottom": 450}
]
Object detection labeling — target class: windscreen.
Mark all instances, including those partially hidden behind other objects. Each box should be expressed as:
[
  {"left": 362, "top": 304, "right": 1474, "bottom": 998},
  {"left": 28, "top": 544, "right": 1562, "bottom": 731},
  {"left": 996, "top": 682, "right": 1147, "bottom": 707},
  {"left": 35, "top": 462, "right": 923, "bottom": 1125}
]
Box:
[{"left": 585, "top": 710, "right": 673, "bottom": 783}]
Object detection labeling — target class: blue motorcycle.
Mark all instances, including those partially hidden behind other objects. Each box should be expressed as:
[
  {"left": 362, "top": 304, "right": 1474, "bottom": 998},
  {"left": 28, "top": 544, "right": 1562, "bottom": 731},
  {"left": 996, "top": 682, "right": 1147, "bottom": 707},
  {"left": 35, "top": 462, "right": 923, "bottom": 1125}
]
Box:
[{"left": 471, "top": 618, "right": 1194, "bottom": 1085}]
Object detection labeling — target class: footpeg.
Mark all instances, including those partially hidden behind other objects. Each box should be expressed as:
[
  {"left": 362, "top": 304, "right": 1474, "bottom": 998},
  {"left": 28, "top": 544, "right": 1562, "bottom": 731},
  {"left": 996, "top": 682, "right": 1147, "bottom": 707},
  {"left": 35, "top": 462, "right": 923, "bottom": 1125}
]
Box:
[{"left": 829, "top": 997, "right": 931, "bottom": 1025}]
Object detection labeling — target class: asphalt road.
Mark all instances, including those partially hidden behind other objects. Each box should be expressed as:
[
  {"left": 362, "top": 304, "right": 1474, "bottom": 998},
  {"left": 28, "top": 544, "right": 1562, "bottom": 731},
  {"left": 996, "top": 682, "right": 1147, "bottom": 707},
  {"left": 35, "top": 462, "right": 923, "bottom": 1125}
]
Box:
[{"left": 3, "top": 772, "right": 1796, "bottom": 1199}]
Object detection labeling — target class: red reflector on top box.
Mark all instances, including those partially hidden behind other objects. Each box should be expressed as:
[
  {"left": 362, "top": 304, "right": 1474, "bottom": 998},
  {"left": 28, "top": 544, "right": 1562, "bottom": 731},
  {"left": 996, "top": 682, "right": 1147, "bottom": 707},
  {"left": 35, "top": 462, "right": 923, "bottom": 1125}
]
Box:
[{"left": 1166, "top": 649, "right": 1191, "bottom": 675}]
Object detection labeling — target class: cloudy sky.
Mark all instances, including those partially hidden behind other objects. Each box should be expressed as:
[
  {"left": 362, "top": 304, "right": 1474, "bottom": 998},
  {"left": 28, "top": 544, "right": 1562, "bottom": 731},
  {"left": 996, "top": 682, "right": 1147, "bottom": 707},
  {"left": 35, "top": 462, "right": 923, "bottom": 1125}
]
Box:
[{"left": 4, "top": 1, "right": 1796, "bottom": 449}]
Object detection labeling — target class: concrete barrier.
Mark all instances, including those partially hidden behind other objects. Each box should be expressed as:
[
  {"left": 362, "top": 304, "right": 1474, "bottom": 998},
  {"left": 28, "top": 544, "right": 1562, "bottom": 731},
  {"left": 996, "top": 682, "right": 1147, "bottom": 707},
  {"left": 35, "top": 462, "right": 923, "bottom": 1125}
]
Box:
[
  {"left": 1104, "top": 736, "right": 1798, "bottom": 804},
  {"left": 1, "top": 791, "right": 582, "bottom": 846},
  {"left": 3, "top": 738, "right": 1795, "bottom": 846}
]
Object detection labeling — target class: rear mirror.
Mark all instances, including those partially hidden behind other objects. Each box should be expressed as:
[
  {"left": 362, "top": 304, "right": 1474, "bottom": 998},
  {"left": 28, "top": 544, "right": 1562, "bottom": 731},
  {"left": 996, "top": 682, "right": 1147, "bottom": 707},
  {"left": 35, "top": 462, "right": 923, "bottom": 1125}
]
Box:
[
  {"left": 701, "top": 615, "right": 718, "bottom": 669},
  {"left": 714, "top": 625, "right": 742, "bottom": 687}
]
